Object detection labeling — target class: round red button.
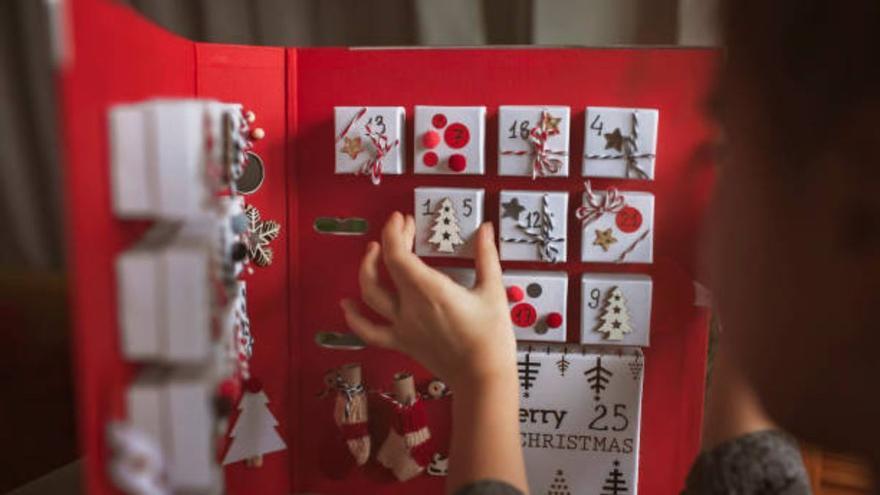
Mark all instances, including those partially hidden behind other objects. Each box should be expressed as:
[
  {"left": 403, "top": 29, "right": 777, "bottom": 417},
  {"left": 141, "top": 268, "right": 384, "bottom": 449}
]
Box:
[
  {"left": 511, "top": 302, "right": 537, "bottom": 328},
  {"left": 448, "top": 153, "right": 467, "bottom": 172},
  {"left": 422, "top": 130, "right": 441, "bottom": 149},
  {"left": 432, "top": 113, "right": 448, "bottom": 129},
  {"left": 506, "top": 285, "right": 524, "bottom": 302},
  {"left": 423, "top": 151, "right": 439, "bottom": 167},
  {"left": 444, "top": 123, "right": 470, "bottom": 149},
  {"left": 616, "top": 206, "right": 643, "bottom": 233},
  {"left": 545, "top": 312, "right": 563, "bottom": 329}
]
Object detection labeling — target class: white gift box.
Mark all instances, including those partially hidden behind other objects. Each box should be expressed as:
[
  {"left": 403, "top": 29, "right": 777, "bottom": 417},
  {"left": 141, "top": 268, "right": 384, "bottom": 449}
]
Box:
[
  {"left": 110, "top": 99, "right": 241, "bottom": 220},
  {"left": 498, "top": 106, "right": 570, "bottom": 178},
  {"left": 505, "top": 271, "right": 568, "bottom": 342},
  {"left": 414, "top": 187, "right": 484, "bottom": 258},
  {"left": 579, "top": 187, "right": 654, "bottom": 264},
  {"left": 127, "top": 369, "right": 220, "bottom": 493},
  {"left": 581, "top": 273, "right": 653, "bottom": 347},
  {"left": 414, "top": 106, "right": 486, "bottom": 175},
  {"left": 116, "top": 225, "right": 212, "bottom": 363},
  {"left": 334, "top": 106, "right": 405, "bottom": 178},
  {"left": 518, "top": 344, "right": 644, "bottom": 495},
  {"left": 583, "top": 106, "right": 659, "bottom": 180},
  {"left": 499, "top": 190, "right": 568, "bottom": 263},
  {"left": 438, "top": 268, "right": 568, "bottom": 343}
]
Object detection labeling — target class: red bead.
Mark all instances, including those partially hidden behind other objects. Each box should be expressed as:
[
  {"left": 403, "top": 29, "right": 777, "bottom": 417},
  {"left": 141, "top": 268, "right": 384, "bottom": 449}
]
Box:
[
  {"left": 546, "top": 312, "right": 564, "bottom": 329},
  {"left": 422, "top": 130, "right": 441, "bottom": 149},
  {"left": 245, "top": 377, "right": 263, "bottom": 393},
  {"left": 448, "top": 154, "right": 467, "bottom": 172},
  {"left": 432, "top": 113, "right": 448, "bottom": 128},
  {"left": 506, "top": 285, "right": 524, "bottom": 302},
  {"left": 423, "top": 151, "right": 439, "bottom": 167}
]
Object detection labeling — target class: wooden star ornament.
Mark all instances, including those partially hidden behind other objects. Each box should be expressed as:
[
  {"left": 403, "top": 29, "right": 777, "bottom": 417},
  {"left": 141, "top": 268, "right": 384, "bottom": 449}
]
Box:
[
  {"left": 540, "top": 112, "right": 562, "bottom": 135},
  {"left": 341, "top": 136, "right": 364, "bottom": 159},
  {"left": 244, "top": 204, "right": 280, "bottom": 267},
  {"left": 603, "top": 128, "right": 625, "bottom": 152},
  {"left": 593, "top": 228, "right": 618, "bottom": 252}
]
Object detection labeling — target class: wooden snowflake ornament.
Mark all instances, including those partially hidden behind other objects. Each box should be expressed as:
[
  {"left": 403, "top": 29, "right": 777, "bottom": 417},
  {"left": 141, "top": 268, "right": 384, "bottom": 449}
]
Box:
[{"left": 244, "top": 204, "right": 280, "bottom": 267}]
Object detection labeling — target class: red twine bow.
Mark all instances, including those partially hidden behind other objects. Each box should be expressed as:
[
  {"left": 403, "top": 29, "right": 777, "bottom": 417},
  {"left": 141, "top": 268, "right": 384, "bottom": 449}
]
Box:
[
  {"left": 361, "top": 123, "right": 399, "bottom": 186},
  {"left": 500, "top": 110, "right": 567, "bottom": 179},
  {"left": 575, "top": 180, "right": 626, "bottom": 227},
  {"left": 337, "top": 107, "right": 398, "bottom": 186}
]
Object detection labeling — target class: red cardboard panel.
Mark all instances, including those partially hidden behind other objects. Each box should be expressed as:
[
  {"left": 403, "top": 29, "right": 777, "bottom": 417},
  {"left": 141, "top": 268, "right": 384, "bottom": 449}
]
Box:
[{"left": 289, "top": 47, "right": 715, "bottom": 495}]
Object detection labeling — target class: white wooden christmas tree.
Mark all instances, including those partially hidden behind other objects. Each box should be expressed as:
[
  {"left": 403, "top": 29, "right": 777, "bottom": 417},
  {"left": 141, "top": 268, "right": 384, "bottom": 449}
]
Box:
[
  {"left": 223, "top": 379, "right": 287, "bottom": 467},
  {"left": 595, "top": 286, "right": 632, "bottom": 341},
  {"left": 428, "top": 197, "right": 464, "bottom": 253}
]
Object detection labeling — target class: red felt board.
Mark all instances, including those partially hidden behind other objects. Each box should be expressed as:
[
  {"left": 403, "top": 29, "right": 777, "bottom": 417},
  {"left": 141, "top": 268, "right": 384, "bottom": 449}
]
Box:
[{"left": 58, "top": 0, "right": 717, "bottom": 493}]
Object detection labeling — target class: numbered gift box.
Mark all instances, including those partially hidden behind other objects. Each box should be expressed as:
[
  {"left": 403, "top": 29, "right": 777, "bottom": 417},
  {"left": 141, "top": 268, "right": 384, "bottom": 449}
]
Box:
[
  {"left": 334, "top": 106, "right": 405, "bottom": 184},
  {"left": 581, "top": 274, "right": 652, "bottom": 347},
  {"left": 414, "top": 106, "right": 486, "bottom": 175},
  {"left": 439, "top": 268, "right": 568, "bottom": 343},
  {"left": 517, "top": 345, "right": 644, "bottom": 495},
  {"left": 583, "top": 106, "right": 659, "bottom": 180},
  {"left": 124, "top": 369, "right": 221, "bottom": 493},
  {"left": 116, "top": 225, "right": 212, "bottom": 363},
  {"left": 576, "top": 182, "right": 654, "bottom": 264},
  {"left": 499, "top": 190, "right": 569, "bottom": 263},
  {"left": 414, "top": 187, "right": 484, "bottom": 258},
  {"left": 109, "top": 99, "right": 246, "bottom": 220},
  {"left": 498, "top": 106, "right": 570, "bottom": 178}
]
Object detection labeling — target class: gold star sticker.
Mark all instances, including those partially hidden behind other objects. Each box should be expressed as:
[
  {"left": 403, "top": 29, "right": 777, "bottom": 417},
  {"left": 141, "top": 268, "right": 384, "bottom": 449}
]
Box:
[
  {"left": 341, "top": 136, "right": 364, "bottom": 159},
  {"left": 541, "top": 112, "right": 562, "bottom": 135},
  {"left": 593, "top": 228, "right": 618, "bottom": 251}
]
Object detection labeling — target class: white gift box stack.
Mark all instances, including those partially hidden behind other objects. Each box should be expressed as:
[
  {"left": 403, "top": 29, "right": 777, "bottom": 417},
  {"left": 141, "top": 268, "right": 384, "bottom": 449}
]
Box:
[{"left": 109, "top": 98, "right": 253, "bottom": 493}]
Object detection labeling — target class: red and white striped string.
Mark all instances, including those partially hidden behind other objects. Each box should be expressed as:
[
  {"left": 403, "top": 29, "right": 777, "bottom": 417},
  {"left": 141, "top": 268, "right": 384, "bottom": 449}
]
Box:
[
  {"left": 500, "top": 110, "right": 567, "bottom": 179},
  {"left": 575, "top": 180, "right": 626, "bottom": 228}
]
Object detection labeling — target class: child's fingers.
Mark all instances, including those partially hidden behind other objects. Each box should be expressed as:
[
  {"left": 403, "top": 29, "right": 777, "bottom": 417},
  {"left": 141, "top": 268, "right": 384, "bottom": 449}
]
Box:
[
  {"left": 403, "top": 214, "right": 416, "bottom": 252},
  {"left": 358, "top": 242, "right": 396, "bottom": 319},
  {"left": 381, "top": 212, "right": 438, "bottom": 290},
  {"left": 473, "top": 222, "right": 503, "bottom": 293},
  {"left": 340, "top": 299, "right": 397, "bottom": 350}
]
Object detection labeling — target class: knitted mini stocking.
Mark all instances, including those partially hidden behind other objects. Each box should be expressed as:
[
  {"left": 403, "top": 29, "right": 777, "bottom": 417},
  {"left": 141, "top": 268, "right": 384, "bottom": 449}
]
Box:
[
  {"left": 333, "top": 363, "right": 370, "bottom": 466},
  {"left": 377, "top": 373, "right": 433, "bottom": 481}
]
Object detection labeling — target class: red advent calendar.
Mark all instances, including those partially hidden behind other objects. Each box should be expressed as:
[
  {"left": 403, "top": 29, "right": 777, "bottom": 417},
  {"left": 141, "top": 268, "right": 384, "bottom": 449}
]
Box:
[{"left": 58, "top": 0, "right": 717, "bottom": 493}]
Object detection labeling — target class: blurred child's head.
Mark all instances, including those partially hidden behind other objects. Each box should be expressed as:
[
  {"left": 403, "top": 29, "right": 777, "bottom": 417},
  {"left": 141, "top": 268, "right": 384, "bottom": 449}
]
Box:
[{"left": 711, "top": 0, "right": 880, "bottom": 453}]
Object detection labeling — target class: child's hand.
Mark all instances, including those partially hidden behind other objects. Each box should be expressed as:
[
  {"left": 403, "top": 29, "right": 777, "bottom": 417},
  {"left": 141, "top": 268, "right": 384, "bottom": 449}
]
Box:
[{"left": 340, "top": 212, "right": 514, "bottom": 389}]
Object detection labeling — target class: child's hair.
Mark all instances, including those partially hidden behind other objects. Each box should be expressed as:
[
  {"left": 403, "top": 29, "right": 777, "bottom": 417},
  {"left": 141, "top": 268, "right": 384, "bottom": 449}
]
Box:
[{"left": 719, "top": 0, "right": 880, "bottom": 174}]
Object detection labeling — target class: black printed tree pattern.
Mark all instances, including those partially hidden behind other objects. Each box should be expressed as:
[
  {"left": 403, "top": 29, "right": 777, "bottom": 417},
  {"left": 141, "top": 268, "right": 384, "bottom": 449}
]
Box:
[
  {"left": 555, "top": 354, "right": 570, "bottom": 377},
  {"left": 627, "top": 354, "right": 643, "bottom": 381},
  {"left": 584, "top": 356, "right": 612, "bottom": 401},
  {"left": 600, "top": 460, "right": 629, "bottom": 495},
  {"left": 546, "top": 468, "right": 571, "bottom": 495},
  {"left": 518, "top": 353, "right": 541, "bottom": 398}
]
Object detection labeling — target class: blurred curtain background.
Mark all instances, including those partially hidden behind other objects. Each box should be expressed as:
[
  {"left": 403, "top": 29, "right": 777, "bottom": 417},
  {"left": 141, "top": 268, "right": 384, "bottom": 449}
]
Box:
[
  {"left": 0, "top": 0, "right": 719, "bottom": 271},
  {"left": 0, "top": 0, "right": 717, "bottom": 492}
]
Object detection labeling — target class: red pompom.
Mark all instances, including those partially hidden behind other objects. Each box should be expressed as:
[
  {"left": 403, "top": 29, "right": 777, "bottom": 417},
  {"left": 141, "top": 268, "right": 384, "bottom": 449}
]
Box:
[
  {"left": 506, "top": 285, "right": 524, "bottom": 302},
  {"left": 218, "top": 377, "right": 242, "bottom": 401},
  {"left": 423, "top": 151, "right": 439, "bottom": 167},
  {"left": 422, "top": 130, "right": 441, "bottom": 149},
  {"left": 546, "top": 312, "right": 563, "bottom": 329},
  {"left": 448, "top": 154, "right": 467, "bottom": 172},
  {"left": 245, "top": 377, "right": 263, "bottom": 393}
]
